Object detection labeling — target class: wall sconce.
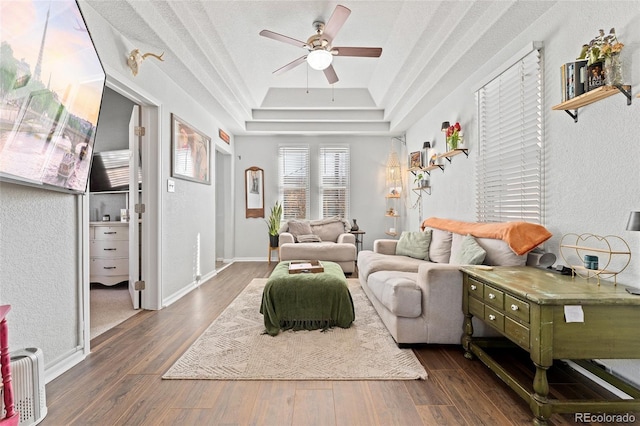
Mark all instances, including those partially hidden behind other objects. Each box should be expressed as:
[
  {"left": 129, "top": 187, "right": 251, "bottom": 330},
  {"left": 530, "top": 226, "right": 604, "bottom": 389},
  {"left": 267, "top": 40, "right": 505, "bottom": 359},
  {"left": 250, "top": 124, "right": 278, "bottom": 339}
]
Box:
[
  {"left": 127, "top": 49, "right": 165, "bottom": 76},
  {"left": 441, "top": 121, "right": 450, "bottom": 132}
]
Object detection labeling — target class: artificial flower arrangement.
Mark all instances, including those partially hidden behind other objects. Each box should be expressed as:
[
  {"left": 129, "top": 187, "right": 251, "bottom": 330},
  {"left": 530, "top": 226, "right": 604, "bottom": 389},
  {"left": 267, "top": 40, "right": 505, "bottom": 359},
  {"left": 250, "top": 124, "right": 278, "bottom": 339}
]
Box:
[
  {"left": 577, "top": 28, "right": 624, "bottom": 65},
  {"left": 445, "top": 122, "right": 463, "bottom": 150}
]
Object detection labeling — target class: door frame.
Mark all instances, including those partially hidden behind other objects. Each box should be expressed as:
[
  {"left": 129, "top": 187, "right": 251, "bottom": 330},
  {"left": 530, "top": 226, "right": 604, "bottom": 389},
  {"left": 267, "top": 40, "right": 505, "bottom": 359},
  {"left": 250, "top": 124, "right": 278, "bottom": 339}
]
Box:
[{"left": 82, "top": 72, "right": 162, "bottom": 352}]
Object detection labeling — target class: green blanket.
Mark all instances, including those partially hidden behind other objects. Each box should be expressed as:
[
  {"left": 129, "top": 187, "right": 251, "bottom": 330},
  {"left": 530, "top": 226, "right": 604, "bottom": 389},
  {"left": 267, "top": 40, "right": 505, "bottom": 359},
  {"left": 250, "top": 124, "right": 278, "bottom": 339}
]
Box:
[{"left": 260, "top": 261, "right": 355, "bottom": 336}]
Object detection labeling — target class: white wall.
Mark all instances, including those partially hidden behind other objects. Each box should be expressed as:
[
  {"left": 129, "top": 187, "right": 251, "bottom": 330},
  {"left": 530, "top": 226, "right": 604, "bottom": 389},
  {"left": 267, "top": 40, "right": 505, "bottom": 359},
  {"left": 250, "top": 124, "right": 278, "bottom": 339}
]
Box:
[
  {"left": 233, "top": 134, "right": 399, "bottom": 258},
  {"left": 0, "top": 1, "right": 234, "bottom": 373},
  {"left": 405, "top": 1, "right": 640, "bottom": 386}
]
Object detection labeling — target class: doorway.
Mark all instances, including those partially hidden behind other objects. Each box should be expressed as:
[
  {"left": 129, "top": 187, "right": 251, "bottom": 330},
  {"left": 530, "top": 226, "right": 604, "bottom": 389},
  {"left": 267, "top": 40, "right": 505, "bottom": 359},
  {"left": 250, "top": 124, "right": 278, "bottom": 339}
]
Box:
[{"left": 84, "top": 77, "right": 161, "bottom": 348}]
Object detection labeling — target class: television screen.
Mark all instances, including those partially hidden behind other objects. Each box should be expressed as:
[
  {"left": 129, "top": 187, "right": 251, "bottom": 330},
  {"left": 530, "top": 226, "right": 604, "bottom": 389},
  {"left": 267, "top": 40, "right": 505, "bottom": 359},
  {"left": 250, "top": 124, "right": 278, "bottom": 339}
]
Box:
[{"left": 0, "top": 0, "right": 105, "bottom": 193}]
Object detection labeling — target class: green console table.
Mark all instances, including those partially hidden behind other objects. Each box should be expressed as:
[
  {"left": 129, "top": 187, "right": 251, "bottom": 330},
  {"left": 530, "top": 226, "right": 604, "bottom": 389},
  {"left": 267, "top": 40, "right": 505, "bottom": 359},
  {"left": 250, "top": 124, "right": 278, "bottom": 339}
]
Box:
[{"left": 460, "top": 266, "right": 640, "bottom": 425}]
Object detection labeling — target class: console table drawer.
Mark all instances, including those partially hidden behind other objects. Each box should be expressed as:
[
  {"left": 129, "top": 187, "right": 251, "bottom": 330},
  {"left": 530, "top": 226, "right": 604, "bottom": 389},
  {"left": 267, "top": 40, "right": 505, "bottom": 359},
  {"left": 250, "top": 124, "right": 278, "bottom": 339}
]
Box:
[
  {"left": 505, "top": 317, "right": 530, "bottom": 350},
  {"left": 469, "top": 297, "right": 484, "bottom": 318},
  {"left": 484, "top": 285, "right": 504, "bottom": 309},
  {"left": 484, "top": 306, "right": 504, "bottom": 331},
  {"left": 468, "top": 278, "right": 484, "bottom": 297},
  {"left": 505, "top": 294, "right": 530, "bottom": 323}
]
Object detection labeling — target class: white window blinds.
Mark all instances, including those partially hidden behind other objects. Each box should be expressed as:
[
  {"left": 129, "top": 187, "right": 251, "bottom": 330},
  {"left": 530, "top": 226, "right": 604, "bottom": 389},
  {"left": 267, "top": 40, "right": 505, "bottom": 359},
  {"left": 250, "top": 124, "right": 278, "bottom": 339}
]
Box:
[
  {"left": 279, "top": 146, "right": 310, "bottom": 220},
  {"left": 476, "top": 48, "right": 543, "bottom": 224},
  {"left": 319, "top": 146, "right": 350, "bottom": 219}
]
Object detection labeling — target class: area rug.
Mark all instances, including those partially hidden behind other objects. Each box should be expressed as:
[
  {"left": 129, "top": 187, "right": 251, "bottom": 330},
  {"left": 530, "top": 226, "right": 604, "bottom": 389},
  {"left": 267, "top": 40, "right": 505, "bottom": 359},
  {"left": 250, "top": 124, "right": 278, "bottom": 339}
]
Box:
[{"left": 163, "top": 278, "right": 427, "bottom": 381}]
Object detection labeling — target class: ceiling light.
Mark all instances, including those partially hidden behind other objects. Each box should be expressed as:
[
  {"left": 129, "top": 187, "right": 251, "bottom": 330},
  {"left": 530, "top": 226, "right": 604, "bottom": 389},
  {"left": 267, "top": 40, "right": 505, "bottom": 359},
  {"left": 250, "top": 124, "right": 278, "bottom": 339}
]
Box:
[{"left": 306, "top": 49, "right": 333, "bottom": 71}]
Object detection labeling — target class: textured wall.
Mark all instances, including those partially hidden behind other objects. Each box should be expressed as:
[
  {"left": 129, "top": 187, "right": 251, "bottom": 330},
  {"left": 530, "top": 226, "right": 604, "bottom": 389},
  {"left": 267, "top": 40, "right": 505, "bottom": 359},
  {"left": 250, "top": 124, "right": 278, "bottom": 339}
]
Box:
[
  {"left": 406, "top": 1, "right": 640, "bottom": 386},
  {"left": 0, "top": 183, "right": 81, "bottom": 364}
]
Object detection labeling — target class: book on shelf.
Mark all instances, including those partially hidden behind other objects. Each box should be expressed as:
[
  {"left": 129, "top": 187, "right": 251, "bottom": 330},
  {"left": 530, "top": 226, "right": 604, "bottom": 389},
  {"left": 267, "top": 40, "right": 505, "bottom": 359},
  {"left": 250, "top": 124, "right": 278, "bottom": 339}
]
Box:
[
  {"left": 561, "top": 60, "right": 587, "bottom": 101},
  {"left": 587, "top": 61, "right": 605, "bottom": 91}
]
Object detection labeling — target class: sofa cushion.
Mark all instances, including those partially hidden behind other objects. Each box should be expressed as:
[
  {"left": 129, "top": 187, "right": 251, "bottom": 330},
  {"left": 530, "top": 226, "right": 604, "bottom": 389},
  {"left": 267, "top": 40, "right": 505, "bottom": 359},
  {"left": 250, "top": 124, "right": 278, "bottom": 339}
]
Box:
[
  {"left": 310, "top": 217, "right": 348, "bottom": 243},
  {"left": 451, "top": 234, "right": 486, "bottom": 265},
  {"left": 280, "top": 241, "right": 355, "bottom": 263},
  {"left": 395, "top": 230, "right": 432, "bottom": 260},
  {"left": 367, "top": 271, "right": 422, "bottom": 318},
  {"left": 357, "top": 250, "right": 427, "bottom": 280},
  {"left": 287, "top": 220, "right": 313, "bottom": 242},
  {"left": 297, "top": 234, "right": 322, "bottom": 243},
  {"left": 428, "top": 228, "right": 453, "bottom": 263},
  {"left": 476, "top": 237, "right": 527, "bottom": 266}
]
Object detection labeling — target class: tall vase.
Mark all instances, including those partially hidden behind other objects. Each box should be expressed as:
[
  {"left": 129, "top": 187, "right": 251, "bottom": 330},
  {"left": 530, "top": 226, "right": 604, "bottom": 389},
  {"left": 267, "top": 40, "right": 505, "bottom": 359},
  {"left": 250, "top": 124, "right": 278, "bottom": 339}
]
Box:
[
  {"left": 351, "top": 219, "right": 359, "bottom": 231},
  {"left": 604, "top": 53, "right": 623, "bottom": 87}
]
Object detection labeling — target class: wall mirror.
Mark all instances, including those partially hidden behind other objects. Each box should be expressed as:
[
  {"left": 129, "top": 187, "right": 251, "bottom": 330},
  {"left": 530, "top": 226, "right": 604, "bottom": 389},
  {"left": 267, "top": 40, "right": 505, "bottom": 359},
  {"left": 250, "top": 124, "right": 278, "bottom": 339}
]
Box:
[{"left": 245, "top": 167, "right": 264, "bottom": 218}]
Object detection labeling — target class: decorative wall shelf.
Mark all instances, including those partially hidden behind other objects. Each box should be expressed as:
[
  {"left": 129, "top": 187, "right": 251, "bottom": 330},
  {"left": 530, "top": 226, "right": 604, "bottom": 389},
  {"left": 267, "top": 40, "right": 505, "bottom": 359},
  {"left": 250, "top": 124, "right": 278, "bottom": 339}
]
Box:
[
  {"left": 412, "top": 186, "right": 431, "bottom": 196},
  {"left": 408, "top": 164, "right": 443, "bottom": 175},
  {"left": 552, "top": 85, "right": 632, "bottom": 123},
  {"left": 559, "top": 233, "right": 631, "bottom": 286},
  {"left": 439, "top": 149, "right": 469, "bottom": 163}
]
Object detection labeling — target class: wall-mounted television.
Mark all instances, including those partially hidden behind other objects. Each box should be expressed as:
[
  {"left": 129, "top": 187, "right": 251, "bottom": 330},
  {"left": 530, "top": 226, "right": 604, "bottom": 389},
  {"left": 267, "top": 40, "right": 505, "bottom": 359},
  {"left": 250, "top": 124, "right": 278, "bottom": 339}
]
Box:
[{"left": 0, "top": 0, "right": 105, "bottom": 193}]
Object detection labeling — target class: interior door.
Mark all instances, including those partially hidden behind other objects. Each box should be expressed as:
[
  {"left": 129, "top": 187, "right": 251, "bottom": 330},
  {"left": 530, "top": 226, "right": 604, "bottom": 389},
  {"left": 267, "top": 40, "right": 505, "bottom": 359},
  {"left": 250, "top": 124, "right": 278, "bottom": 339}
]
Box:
[{"left": 128, "top": 105, "right": 141, "bottom": 309}]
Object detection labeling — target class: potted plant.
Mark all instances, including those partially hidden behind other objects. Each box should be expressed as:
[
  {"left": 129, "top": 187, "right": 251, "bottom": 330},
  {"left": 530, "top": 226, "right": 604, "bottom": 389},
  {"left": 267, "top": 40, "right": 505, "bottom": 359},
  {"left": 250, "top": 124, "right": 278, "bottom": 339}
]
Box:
[
  {"left": 414, "top": 173, "right": 429, "bottom": 189},
  {"left": 265, "top": 201, "right": 282, "bottom": 248}
]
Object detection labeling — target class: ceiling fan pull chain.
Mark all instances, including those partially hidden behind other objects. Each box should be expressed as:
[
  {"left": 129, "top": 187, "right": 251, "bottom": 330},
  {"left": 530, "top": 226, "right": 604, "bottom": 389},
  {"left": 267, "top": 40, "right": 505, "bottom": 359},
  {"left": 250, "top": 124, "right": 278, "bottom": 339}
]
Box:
[
  {"left": 306, "top": 63, "right": 309, "bottom": 94},
  {"left": 332, "top": 84, "right": 334, "bottom": 102}
]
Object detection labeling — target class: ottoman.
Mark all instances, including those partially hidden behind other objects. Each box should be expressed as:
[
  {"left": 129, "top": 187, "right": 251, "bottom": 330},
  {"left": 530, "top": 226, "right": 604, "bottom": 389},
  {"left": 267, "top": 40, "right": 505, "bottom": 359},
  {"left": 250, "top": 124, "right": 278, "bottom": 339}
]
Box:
[{"left": 260, "top": 261, "right": 355, "bottom": 336}]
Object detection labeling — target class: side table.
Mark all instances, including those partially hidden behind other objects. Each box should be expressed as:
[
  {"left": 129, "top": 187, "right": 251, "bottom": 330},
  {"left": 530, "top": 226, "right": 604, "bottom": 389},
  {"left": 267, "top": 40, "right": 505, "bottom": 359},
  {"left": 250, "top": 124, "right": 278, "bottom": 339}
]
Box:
[
  {"left": 267, "top": 245, "right": 279, "bottom": 265},
  {"left": 460, "top": 266, "right": 640, "bottom": 425},
  {"left": 350, "top": 230, "right": 365, "bottom": 254}
]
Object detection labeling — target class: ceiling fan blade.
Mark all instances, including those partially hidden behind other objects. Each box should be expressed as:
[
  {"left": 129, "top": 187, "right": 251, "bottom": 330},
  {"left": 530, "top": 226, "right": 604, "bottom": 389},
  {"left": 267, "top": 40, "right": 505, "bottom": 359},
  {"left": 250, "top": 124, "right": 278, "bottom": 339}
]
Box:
[
  {"left": 273, "top": 55, "right": 307, "bottom": 75},
  {"left": 259, "top": 30, "right": 307, "bottom": 49},
  {"left": 333, "top": 47, "right": 382, "bottom": 57},
  {"left": 323, "top": 64, "right": 339, "bottom": 84},
  {"left": 322, "top": 5, "right": 351, "bottom": 41}
]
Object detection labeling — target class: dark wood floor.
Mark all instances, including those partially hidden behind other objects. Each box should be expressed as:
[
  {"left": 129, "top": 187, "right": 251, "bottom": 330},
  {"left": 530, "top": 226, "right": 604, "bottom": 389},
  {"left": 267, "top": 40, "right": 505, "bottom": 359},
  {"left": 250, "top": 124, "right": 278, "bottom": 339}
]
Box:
[{"left": 43, "top": 262, "right": 638, "bottom": 425}]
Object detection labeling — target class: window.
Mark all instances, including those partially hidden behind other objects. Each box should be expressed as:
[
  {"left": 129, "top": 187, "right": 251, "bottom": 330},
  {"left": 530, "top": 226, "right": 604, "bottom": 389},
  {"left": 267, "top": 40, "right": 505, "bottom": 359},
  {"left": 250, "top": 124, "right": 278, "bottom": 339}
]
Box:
[
  {"left": 279, "top": 146, "right": 309, "bottom": 220},
  {"left": 319, "top": 146, "right": 350, "bottom": 219},
  {"left": 476, "top": 47, "right": 543, "bottom": 224}
]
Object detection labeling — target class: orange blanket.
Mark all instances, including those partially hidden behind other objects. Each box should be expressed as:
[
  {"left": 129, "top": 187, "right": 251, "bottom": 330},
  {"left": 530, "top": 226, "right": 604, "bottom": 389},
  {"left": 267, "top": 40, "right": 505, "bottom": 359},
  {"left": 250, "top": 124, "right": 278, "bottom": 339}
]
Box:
[{"left": 420, "top": 217, "right": 552, "bottom": 255}]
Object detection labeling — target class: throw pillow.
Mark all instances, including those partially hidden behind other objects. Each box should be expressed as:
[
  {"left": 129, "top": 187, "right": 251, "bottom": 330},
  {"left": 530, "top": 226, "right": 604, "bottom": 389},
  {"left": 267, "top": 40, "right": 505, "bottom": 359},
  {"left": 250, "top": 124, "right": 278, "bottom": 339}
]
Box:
[
  {"left": 395, "top": 230, "right": 432, "bottom": 260},
  {"left": 287, "top": 220, "right": 313, "bottom": 242},
  {"left": 450, "top": 234, "right": 487, "bottom": 265},
  {"left": 296, "top": 234, "right": 322, "bottom": 243}
]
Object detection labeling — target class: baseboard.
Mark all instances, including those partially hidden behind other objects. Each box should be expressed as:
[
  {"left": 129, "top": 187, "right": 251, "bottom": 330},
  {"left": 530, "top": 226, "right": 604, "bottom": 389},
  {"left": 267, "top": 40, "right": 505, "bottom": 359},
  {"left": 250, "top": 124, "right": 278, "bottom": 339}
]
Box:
[
  {"left": 564, "top": 360, "right": 634, "bottom": 399},
  {"left": 45, "top": 349, "right": 87, "bottom": 384},
  {"left": 163, "top": 281, "right": 198, "bottom": 307}
]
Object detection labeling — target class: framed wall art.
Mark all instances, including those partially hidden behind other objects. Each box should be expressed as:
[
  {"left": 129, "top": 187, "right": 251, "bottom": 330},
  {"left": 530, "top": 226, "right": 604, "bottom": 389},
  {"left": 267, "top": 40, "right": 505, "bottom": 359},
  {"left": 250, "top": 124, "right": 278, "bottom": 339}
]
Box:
[
  {"left": 245, "top": 166, "right": 264, "bottom": 218},
  {"left": 171, "top": 114, "right": 211, "bottom": 184}
]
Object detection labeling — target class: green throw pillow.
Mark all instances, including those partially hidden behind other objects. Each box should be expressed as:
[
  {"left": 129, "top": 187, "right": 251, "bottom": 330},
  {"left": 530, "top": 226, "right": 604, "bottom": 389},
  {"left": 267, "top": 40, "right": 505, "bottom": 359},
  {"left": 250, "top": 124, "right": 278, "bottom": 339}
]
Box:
[
  {"left": 451, "top": 234, "right": 486, "bottom": 265},
  {"left": 395, "top": 230, "right": 432, "bottom": 260}
]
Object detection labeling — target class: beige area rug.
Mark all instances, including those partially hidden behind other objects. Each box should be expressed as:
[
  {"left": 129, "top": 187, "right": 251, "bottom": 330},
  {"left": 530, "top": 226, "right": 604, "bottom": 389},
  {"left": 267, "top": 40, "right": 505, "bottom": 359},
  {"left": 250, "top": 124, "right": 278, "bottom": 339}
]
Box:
[
  {"left": 163, "top": 278, "right": 427, "bottom": 381},
  {"left": 90, "top": 284, "right": 138, "bottom": 339}
]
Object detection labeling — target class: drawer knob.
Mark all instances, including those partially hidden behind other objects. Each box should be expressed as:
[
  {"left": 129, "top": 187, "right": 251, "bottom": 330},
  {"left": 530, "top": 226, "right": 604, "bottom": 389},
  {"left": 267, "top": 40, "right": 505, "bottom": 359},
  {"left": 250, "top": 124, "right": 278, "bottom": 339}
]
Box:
[
  {"left": 488, "top": 314, "right": 496, "bottom": 321},
  {"left": 488, "top": 293, "right": 496, "bottom": 300},
  {"left": 511, "top": 304, "right": 519, "bottom": 311},
  {"left": 470, "top": 284, "right": 477, "bottom": 291}
]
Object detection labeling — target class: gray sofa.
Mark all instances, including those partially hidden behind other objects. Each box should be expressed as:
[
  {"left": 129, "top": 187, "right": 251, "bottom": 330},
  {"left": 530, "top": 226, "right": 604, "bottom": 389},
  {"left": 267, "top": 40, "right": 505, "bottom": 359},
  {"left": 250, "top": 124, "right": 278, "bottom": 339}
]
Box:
[
  {"left": 279, "top": 217, "right": 357, "bottom": 274},
  {"left": 357, "top": 225, "right": 541, "bottom": 345}
]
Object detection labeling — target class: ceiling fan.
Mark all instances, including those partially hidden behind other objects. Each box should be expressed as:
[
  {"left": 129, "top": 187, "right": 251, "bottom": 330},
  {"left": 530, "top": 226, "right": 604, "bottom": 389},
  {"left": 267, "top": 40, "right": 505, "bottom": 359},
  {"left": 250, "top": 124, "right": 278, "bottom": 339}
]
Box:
[{"left": 259, "top": 4, "right": 382, "bottom": 84}]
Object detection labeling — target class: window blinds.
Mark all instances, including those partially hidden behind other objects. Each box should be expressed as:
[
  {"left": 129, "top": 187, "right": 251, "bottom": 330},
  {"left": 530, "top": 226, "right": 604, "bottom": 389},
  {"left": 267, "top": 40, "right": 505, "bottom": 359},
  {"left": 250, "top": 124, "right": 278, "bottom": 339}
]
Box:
[
  {"left": 279, "top": 146, "right": 310, "bottom": 220},
  {"left": 476, "top": 48, "right": 543, "bottom": 224},
  {"left": 319, "top": 146, "right": 350, "bottom": 219}
]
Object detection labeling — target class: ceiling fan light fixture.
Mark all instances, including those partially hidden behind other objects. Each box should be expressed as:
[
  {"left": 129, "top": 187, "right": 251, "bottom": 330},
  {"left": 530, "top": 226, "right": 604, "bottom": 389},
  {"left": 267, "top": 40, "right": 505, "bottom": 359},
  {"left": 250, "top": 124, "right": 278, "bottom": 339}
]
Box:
[{"left": 307, "top": 49, "right": 333, "bottom": 70}]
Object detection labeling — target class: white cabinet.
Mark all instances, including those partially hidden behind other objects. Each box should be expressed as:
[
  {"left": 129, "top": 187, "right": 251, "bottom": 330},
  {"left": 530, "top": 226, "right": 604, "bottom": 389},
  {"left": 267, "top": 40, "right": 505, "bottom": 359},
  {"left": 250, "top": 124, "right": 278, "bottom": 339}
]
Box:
[{"left": 90, "top": 222, "right": 129, "bottom": 286}]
